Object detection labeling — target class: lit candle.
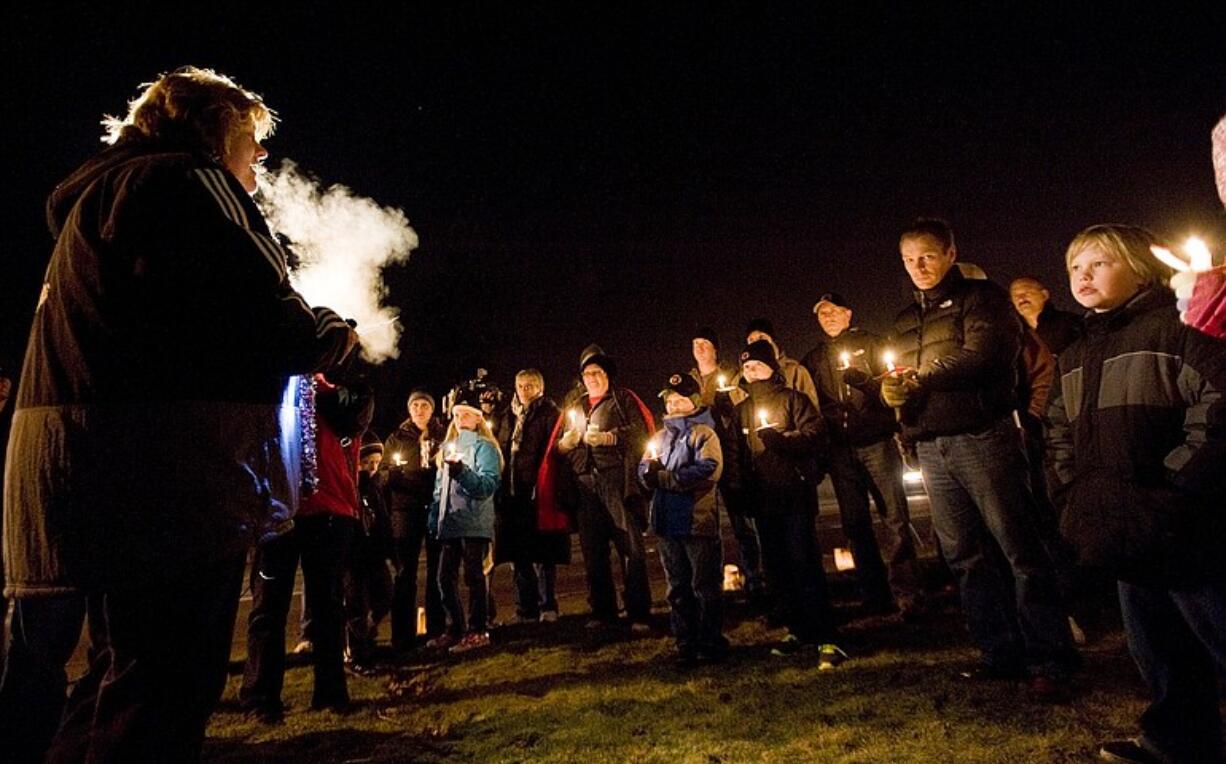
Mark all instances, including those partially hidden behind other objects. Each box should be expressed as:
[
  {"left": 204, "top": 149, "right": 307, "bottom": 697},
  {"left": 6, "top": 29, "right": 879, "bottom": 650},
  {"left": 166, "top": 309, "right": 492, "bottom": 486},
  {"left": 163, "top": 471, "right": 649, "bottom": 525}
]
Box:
[
  {"left": 717, "top": 374, "right": 727, "bottom": 389},
  {"left": 757, "top": 408, "right": 770, "bottom": 429},
  {"left": 393, "top": 452, "right": 404, "bottom": 466},
  {"left": 568, "top": 409, "right": 580, "bottom": 429},
  {"left": 1185, "top": 236, "right": 1213, "bottom": 272},
  {"left": 883, "top": 350, "right": 896, "bottom": 373},
  {"left": 445, "top": 444, "right": 458, "bottom": 462},
  {"left": 645, "top": 437, "right": 659, "bottom": 460},
  {"left": 839, "top": 351, "right": 851, "bottom": 370}
]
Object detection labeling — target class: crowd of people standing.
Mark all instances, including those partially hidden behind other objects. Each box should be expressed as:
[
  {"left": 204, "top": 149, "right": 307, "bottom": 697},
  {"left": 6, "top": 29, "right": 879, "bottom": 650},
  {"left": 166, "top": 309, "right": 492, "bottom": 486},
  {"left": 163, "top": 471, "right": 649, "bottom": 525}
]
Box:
[{"left": 1, "top": 66, "right": 1224, "bottom": 764}]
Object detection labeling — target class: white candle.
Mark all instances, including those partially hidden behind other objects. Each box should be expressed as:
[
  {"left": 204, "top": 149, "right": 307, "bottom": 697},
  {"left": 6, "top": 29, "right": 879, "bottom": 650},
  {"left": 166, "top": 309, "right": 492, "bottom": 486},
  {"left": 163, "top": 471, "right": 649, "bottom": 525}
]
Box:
[
  {"left": 757, "top": 408, "right": 769, "bottom": 429},
  {"left": 645, "top": 437, "right": 659, "bottom": 460},
  {"left": 393, "top": 452, "right": 404, "bottom": 466},
  {"left": 839, "top": 352, "right": 851, "bottom": 370},
  {"left": 883, "top": 350, "right": 896, "bottom": 372},
  {"left": 717, "top": 374, "right": 727, "bottom": 389},
  {"left": 568, "top": 409, "right": 580, "bottom": 429}
]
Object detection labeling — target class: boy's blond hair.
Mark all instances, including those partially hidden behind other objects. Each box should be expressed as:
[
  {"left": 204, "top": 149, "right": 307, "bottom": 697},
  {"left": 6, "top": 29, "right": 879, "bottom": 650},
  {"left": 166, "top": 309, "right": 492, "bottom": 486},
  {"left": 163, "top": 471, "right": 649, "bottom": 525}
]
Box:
[
  {"left": 1064, "top": 224, "right": 1174, "bottom": 287},
  {"left": 102, "top": 66, "right": 276, "bottom": 161}
]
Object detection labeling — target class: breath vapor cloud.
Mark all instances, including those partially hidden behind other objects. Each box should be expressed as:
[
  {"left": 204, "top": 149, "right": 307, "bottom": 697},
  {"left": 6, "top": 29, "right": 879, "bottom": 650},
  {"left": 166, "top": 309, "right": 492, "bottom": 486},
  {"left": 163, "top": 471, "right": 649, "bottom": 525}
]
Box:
[{"left": 257, "top": 161, "right": 418, "bottom": 363}]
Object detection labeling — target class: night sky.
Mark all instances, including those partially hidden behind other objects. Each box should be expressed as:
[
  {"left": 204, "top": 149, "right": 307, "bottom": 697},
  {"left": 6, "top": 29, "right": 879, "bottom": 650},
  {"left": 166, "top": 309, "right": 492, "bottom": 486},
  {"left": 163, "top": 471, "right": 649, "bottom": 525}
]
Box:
[{"left": 4, "top": 3, "right": 1224, "bottom": 433}]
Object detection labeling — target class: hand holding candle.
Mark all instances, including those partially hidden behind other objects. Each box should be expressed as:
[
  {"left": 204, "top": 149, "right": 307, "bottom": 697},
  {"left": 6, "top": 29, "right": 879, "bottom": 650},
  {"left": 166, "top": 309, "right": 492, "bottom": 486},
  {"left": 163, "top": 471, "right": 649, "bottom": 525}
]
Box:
[
  {"left": 1155, "top": 238, "right": 1226, "bottom": 339},
  {"left": 755, "top": 407, "right": 776, "bottom": 430},
  {"left": 838, "top": 351, "right": 851, "bottom": 370}
]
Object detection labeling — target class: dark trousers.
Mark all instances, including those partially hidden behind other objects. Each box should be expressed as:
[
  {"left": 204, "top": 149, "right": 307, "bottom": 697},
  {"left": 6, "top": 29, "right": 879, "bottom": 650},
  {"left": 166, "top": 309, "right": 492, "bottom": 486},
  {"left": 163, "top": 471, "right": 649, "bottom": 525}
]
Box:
[
  {"left": 757, "top": 507, "right": 836, "bottom": 644},
  {"left": 916, "top": 417, "right": 1074, "bottom": 673},
  {"left": 44, "top": 553, "right": 245, "bottom": 763},
  {"left": 658, "top": 535, "right": 724, "bottom": 652},
  {"left": 725, "top": 506, "right": 764, "bottom": 588},
  {"left": 438, "top": 538, "right": 491, "bottom": 635},
  {"left": 241, "top": 515, "right": 355, "bottom": 712},
  {"left": 0, "top": 595, "right": 87, "bottom": 764},
  {"left": 512, "top": 561, "right": 558, "bottom": 619},
  {"left": 1119, "top": 580, "right": 1226, "bottom": 763},
  {"left": 343, "top": 537, "right": 393, "bottom": 663},
  {"left": 575, "top": 475, "right": 652, "bottom": 622},
  {"left": 827, "top": 437, "right": 920, "bottom": 605},
  {"left": 390, "top": 510, "right": 445, "bottom": 646}
]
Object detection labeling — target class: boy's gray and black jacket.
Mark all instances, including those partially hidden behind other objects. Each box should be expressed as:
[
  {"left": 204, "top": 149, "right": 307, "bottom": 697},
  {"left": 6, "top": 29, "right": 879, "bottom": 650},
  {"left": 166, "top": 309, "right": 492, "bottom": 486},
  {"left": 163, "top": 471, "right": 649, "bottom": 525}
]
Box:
[
  {"left": 1046, "top": 288, "right": 1226, "bottom": 586},
  {"left": 890, "top": 266, "right": 1023, "bottom": 441},
  {"left": 3, "top": 139, "right": 352, "bottom": 598},
  {"left": 801, "top": 327, "right": 898, "bottom": 447},
  {"left": 637, "top": 408, "right": 723, "bottom": 538}
]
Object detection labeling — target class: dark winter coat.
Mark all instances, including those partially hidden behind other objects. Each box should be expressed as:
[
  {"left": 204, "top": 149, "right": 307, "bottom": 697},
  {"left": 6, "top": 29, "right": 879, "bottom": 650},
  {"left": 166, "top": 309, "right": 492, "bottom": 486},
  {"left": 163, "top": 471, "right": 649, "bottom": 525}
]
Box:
[
  {"left": 801, "top": 327, "right": 898, "bottom": 447},
  {"left": 1033, "top": 304, "right": 1084, "bottom": 356},
  {"left": 496, "top": 396, "right": 570, "bottom": 564},
  {"left": 890, "top": 266, "right": 1023, "bottom": 441},
  {"left": 637, "top": 407, "right": 723, "bottom": 538},
  {"left": 1046, "top": 288, "right": 1226, "bottom": 586},
  {"left": 561, "top": 386, "right": 653, "bottom": 504},
  {"left": 383, "top": 418, "right": 447, "bottom": 518},
  {"left": 3, "top": 140, "right": 351, "bottom": 597},
  {"left": 732, "top": 376, "right": 827, "bottom": 516}
]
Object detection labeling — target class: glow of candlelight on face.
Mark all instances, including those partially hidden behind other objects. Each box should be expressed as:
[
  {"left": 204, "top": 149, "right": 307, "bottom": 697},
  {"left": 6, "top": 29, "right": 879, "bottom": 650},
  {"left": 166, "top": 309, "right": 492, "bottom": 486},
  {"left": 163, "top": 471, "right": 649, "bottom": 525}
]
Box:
[{"left": 883, "top": 350, "right": 896, "bottom": 372}]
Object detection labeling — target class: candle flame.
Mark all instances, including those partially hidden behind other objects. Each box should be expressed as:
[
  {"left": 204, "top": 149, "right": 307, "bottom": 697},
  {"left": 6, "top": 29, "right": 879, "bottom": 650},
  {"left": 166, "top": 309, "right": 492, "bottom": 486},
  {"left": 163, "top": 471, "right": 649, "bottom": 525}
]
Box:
[
  {"left": 1184, "top": 237, "right": 1213, "bottom": 272},
  {"left": 883, "top": 350, "right": 896, "bottom": 372},
  {"left": 393, "top": 452, "right": 403, "bottom": 466},
  {"left": 717, "top": 374, "right": 727, "bottom": 388},
  {"left": 839, "top": 351, "right": 851, "bottom": 369},
  {"left": 758, "top": 408, "right": 769, "bottom": 427}
]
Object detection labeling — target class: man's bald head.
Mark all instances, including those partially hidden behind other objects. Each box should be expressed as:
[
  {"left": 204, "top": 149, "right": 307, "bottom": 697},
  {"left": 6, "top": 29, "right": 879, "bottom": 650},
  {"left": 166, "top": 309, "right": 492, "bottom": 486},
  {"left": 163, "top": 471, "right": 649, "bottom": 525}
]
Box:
[{"left": 1009, "top": 278, "right": 1050, "bottom": 325}]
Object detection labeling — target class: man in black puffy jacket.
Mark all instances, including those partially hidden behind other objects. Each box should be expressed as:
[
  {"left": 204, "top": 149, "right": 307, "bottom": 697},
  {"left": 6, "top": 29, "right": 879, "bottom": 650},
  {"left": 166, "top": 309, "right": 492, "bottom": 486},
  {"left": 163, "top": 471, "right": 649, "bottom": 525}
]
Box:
[{"left": 885, "top": 219, "right": 1075, "bottom": 692}]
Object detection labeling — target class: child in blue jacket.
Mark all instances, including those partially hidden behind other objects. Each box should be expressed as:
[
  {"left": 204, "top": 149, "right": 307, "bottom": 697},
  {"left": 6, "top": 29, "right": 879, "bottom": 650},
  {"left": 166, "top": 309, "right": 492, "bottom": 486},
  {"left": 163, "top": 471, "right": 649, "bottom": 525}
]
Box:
[
  {"left": 427, "top": 388, "right": 504, "bottom": 654},
  {"left": 639, "top": 372, "right": 726, "bottom": 666}
]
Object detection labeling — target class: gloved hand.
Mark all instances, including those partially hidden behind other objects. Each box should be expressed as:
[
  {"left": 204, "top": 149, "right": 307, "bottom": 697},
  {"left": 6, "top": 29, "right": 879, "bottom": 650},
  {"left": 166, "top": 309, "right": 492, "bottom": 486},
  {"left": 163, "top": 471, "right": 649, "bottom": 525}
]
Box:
[
  {"left": 447, "top": 459, "right": 465, "bottom": 479},
  {"left": 881, "top": 374, "right": 916, "bottom": 408},
  {"left": 642, "top": 468, "right": 662, "bottom": 491},
  {"left": 842, "top": 368, "right": 870, "bottom": 388},
  {"left": 584, "top": 429, "right": 617, "bottom": 447},
  {"left": 558, "top": 428, "right": 581, "bottom": 452},
  {"left": 758, "top": 427, "right": 785, "bottom": 450}
]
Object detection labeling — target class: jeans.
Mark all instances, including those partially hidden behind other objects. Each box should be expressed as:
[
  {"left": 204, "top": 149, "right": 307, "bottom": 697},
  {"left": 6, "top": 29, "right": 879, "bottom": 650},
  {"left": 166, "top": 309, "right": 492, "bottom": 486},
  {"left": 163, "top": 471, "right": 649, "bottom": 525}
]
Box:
[
  {"left": 756, "top": 504, "right": 836, "bottom": 644},
  {"left": 916, "top": 416, "right": 1074, "bottom": 673},
  {"left": 0, "top": 596, "right": 87, "bottom": 764},
  {"left": 513, "top": 562, "right": 558, "bottom": 618},
  {"left": 658, "top": 535, "right": 724, "bottom": 652},
  {"left": 46, "top": 554, "right": 246, "bottom": 763},
  {"left": 242, "top": 515, "right": 355, "bottom": 712},
  {"left": 827, "top": 437, "right": 920, "bottom": 604},
  {"left": 390, "top": 510, "right": 445, "bottom": 645},
  {"left": 438, "top": 538, "right": 492, "bottom": 635},
  {"left": 1119, "top": 580, "right": 1226, "bottom": 763},
  {"left": 575, "top": 474, "right": 652, "bottom": 622}
]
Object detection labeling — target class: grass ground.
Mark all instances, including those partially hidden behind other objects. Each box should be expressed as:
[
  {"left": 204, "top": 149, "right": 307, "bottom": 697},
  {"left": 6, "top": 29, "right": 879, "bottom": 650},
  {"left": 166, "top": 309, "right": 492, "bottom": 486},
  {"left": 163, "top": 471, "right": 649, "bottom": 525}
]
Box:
[{"left": 204, "top": 591, "right": 1151, "bottom": 764}]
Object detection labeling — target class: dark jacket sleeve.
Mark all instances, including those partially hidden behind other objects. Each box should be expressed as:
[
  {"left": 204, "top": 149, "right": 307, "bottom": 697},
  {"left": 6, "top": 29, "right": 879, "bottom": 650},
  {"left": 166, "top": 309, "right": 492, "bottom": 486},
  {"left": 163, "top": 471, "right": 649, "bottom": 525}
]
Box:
[
  {"left": 918, "top": 286, "right": 1021, "bottom": 392},
  {"left": 1165, "top": 326, "right": 1226, "bottom": 497}
]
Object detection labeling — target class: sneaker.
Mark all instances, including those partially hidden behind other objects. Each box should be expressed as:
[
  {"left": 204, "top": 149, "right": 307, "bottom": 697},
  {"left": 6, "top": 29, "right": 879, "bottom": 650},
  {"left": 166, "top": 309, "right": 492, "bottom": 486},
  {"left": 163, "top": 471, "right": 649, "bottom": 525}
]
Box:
[
  {"left": 629, "top": 621, "right": 652, "bottom": 635},
  {"left": 539, "top": 610, "right": 559, "bottom": 623},
  {"left": 425, "top": 633, "right": 459, "bottom": 650},
  {"left": 1098, "top": 739, "right": 1163, "bottom": 763},
  {"left": 449, "top": 631, "right": 491, "bottom": 654},
  {"left": 818, "top": 643, "right": 848, "bottom": 671},
  {"left": 770, "top": 634, "right": 804, "bottom": 657},
  {"left": 291, "top": 639, "right": 313, "bottom": 655}
]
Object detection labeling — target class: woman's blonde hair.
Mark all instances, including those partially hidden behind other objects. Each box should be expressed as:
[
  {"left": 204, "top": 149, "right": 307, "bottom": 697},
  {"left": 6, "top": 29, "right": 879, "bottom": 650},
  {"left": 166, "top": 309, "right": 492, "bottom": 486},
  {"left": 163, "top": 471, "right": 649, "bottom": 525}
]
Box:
[
  {"left": 102, "top": 66, "right": 276, "bottom": 161},
  {"left": 1064, "top": 224, "right": 1174, "bottom": 287},
  {"left": 437, "top": 417, "right": 505, "bottom": 472}
]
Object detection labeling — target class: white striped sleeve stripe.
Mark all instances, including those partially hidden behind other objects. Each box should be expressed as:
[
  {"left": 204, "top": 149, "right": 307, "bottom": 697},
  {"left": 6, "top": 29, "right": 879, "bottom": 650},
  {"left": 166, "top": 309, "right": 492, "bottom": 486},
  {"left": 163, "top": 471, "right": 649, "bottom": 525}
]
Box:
[
  {"left": 193, "top": 168, "right": 288, "bottom": 280},
  {"left": 193, "top": 168, "right": 248, "bottom": 228}
]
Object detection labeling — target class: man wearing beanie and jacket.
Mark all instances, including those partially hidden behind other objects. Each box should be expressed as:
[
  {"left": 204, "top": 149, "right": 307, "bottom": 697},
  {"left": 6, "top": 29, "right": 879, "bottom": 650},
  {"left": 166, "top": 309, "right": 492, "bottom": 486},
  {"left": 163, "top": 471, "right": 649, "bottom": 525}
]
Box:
[
  {"left": 733, "top": 340, "right": 842, "bottom": 665},
  {"left": 743, "top": 319, "right": 819, "bottom": 408},
  {"left": 555, "top": 345, "right": 656, "bottom": 632},
  {"left": 384, "top": 389, "right": 447, "bottom": 649},
  {"left": 801, "top": 292, "right": 922, "bottom": 618}
]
